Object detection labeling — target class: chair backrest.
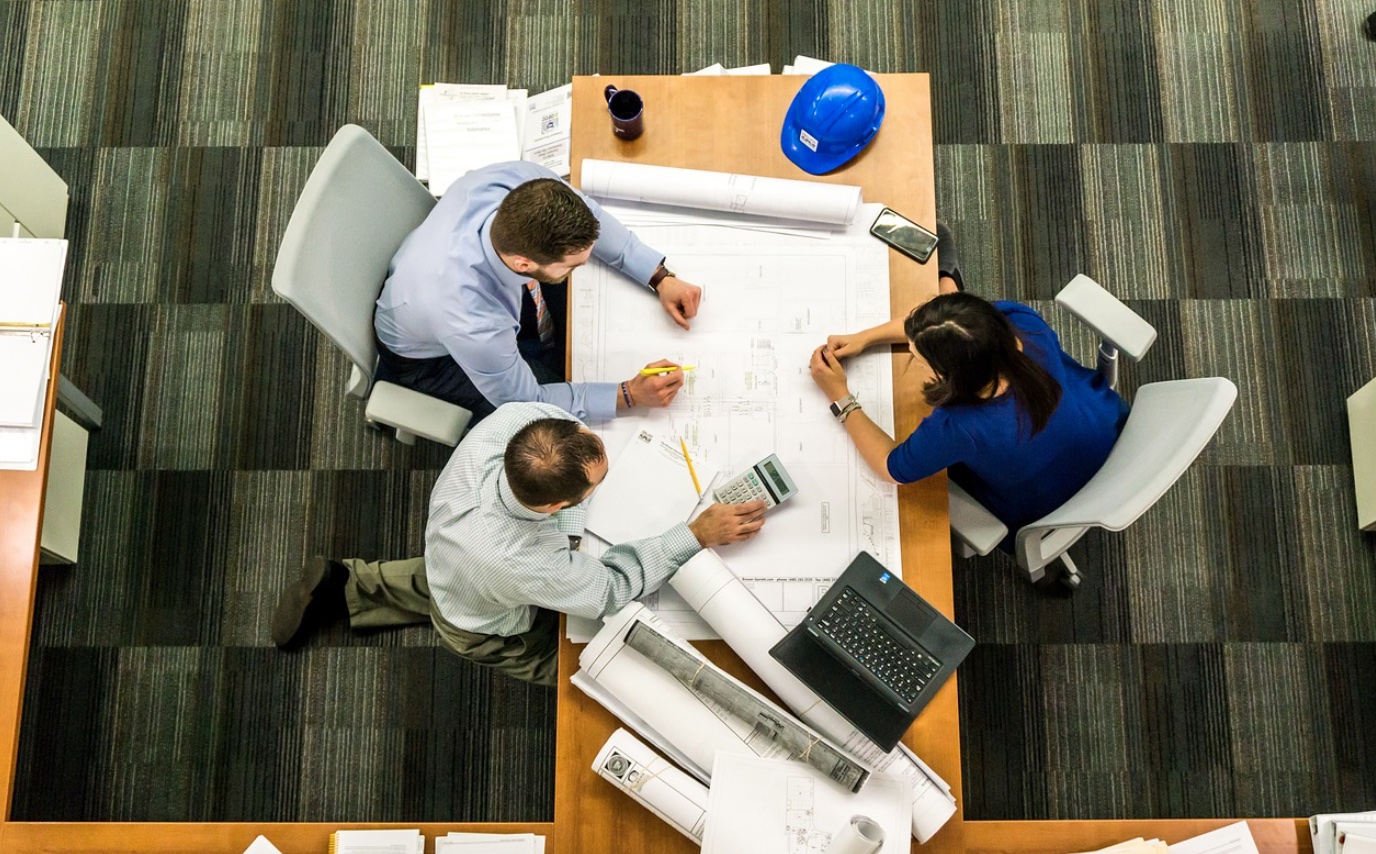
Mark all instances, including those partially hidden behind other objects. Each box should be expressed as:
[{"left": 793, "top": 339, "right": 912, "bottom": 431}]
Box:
[
  {"left": 271, "top": 124, "right": 436, "bottom": 394},
  {"left": 1019, "top": 378, "right": 1237, "bottom": 547}
]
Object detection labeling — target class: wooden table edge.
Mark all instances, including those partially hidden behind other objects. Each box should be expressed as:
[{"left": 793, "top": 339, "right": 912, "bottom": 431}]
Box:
[{"left": 0, "top": 305, "right": 64, "bottom": 820}]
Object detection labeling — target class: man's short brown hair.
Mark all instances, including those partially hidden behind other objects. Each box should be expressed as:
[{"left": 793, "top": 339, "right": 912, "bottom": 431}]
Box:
[
  {"left": 504, "top": 418, "right": 607, "bottom": 507},
  {"left": 490, "top": 179, "right": 600, "bottom": 265}
]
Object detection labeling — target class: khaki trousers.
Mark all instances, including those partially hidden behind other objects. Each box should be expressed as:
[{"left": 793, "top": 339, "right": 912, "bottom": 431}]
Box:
[{"left": 342, "top": 557, "right": 560, "bottom": 687}]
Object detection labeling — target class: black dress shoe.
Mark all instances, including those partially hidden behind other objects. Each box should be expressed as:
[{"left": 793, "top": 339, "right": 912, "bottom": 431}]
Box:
[
  {"left": 936, "top": 222, "right": 965, "bottom": 292},
  {"left": 272, "top": 557, "right": 349, "bottom": 650}
]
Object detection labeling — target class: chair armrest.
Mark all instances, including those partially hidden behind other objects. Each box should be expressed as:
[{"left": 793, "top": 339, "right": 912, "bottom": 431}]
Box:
[
  {"left": 948, "top": 481, "right": 1008, "bottom": 557},
  {"left": 1055, "top": 274, "right": 1157, "bottom": 362},
  {"left": 365, "top": 382, "right": 472, "bottom": 446}
]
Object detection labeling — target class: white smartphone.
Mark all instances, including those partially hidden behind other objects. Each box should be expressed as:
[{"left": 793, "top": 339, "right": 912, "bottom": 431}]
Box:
[{"left": 870, "top": 207, "right": 939, "bottom": 263}]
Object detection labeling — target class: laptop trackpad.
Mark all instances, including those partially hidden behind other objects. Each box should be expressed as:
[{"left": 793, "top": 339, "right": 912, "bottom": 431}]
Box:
[
  {"left": 773, "top": 632, "right": 911, "bottom": 752},
  {"left": 885, "top": 589, "right": 936, "bottom": 636}
]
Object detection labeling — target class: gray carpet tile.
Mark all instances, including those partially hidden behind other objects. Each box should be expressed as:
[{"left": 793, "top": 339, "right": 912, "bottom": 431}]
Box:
[{"left": 6, "top": 0, "right": 1376, "bottom": 826}]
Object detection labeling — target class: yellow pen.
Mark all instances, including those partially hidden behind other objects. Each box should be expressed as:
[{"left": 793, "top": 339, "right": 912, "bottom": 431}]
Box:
[
  {"left": 640, "top": 365, "right": 697, "bottom": 376},
  {"left": 679, "top": 438, "right": 702, "bottom": 495}
]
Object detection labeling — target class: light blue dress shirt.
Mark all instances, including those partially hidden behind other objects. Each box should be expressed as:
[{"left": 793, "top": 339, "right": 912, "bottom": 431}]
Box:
[
  {"left": 425, "top": 402, "right": 702, "bottom": 636},
  {"left": 376, "top": 161, "right": 665, "bottom": 421}
]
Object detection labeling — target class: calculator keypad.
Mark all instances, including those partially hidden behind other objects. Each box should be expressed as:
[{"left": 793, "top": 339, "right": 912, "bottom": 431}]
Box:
[{"left": 714, "top": 469, "right": 776, "bottom": 506}]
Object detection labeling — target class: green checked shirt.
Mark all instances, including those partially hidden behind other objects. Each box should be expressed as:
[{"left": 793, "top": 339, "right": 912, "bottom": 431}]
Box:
[{"left": 425, "top": 402, "right": 703, "bottom": 637}]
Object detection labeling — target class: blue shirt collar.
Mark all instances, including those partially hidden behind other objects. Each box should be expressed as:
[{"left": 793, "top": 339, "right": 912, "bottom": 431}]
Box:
[{"left": 479, "top": 213, "right": 531, "bottom": 290}]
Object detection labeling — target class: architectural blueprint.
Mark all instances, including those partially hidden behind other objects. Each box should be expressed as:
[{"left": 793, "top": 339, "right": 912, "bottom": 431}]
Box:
[
  {"left": 570, "top": 205, "right": 902, "bottom": 638},
  {"left": 700, "top": 752, "right": 911, "bottom": 854}
]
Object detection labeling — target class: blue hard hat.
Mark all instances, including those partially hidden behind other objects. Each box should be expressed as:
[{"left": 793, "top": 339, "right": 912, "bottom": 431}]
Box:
[{"left": 780, "top": 64, "right": 886, "bottom": 175}]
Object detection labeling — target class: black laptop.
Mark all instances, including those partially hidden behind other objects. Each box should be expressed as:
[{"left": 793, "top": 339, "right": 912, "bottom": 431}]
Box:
[{"left": 769, "top": 551, "right": 975, "bottom": 752}]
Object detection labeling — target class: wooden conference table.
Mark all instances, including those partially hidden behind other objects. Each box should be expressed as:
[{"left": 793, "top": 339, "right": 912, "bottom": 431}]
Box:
[{"left": 0, "top": 75, "right": 1309, "bottom": 853}]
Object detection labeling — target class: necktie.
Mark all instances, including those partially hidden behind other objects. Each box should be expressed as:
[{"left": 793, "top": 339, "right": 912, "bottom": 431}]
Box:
[{"left": 525, "top": 279, "right": 554, "bottom": 345}]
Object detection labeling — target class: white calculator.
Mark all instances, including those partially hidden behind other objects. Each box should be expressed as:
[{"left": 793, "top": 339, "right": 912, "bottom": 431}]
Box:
[{"left": 713, "top": 454, "right": 799, "bottom": 509}]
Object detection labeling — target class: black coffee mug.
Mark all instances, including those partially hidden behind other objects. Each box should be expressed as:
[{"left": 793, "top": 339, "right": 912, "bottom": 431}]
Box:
[{"left": 604, "top": 85, "right": 644, "bottom": 141}]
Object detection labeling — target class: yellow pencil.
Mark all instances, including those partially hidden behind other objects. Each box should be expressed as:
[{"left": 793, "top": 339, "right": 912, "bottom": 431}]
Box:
[
  {"left": 679, "top": 438, "right": 702, "bottom": 495},
  {"left": 640, "top": 365, "right": 697, "bottom": 376}
]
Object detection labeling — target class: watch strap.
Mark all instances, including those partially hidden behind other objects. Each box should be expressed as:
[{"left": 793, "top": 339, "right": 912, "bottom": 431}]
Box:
[{"left": 649, "top": 264, "right": 674, "bottom": 292}]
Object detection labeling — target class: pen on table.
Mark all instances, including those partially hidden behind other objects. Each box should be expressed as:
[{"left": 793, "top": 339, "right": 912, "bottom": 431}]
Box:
[
  {"left": 640, "top": 365, "right": 697, "bottom": 376},
  {"left": 678, "top": 438, "right": 702, "bottom": 495}
]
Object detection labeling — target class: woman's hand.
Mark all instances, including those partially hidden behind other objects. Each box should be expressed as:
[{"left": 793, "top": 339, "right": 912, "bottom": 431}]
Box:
[
  {"left": 809, "top": 345, "right": 851, "bottom": 401},
  {"left": 825, "top": 331, "right": 870, "bottom": 359}
]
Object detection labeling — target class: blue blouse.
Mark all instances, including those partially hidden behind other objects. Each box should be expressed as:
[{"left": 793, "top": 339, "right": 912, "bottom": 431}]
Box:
[{"left": 886, "top": 301, "right": 1127, "bottom": 545}]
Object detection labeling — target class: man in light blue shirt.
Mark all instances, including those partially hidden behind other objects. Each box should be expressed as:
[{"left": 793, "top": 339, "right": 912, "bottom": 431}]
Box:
[
  {"left": 375, "top": 161, "right": 703, "bottom": 423},
  {"left": 270, "top": 402, "right": 768, "bottom": 685}
]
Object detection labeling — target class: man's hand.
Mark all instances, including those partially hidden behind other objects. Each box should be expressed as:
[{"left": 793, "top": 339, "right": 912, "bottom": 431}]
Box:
[
  {"left": 688, "top": 501, "right": 768, "bottom": 547},
  {"left": 622, "top": 359, "right": 686, "bottom": 409},
  {"left": 809, "top": 345, "right": 851, "bottom": 401},
  {"left": 657, "top": 276, "right": 702, "bottom": 331}
]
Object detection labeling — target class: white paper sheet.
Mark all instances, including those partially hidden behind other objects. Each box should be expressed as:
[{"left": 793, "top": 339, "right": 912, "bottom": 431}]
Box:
[
  {"left": 701, "top": 753, "right": 912, "bottom": 854},
  {"left": 331, "top": 828, "right": 423, "bottom": 854},
  {"left": 724, "top": 62, "right": 772, "bottom": 75},
  {"left": 593, "top": 728, "right": 709, "bottom": 842},
  {"left": 240, "top": 836, "right": 284, "bottom": 854},
  {"left": 669, "top": 549, "right": 958, "bottom": 843},
  {"left": 425, "top": 100, "right": 522, "bottom": 197},
  {"left": 416, "top": 83, "right": 510, "bottom": 181},
  {"left": 437, "top": 832, "right": 543, "bottom": 854},
  {"left": 584, "top": 427, "right": 717, "bottom": 546},
  {"left": 0, "top": 238, "right": 64, "bottom": 428},
  {"left": 581, "top": 159, "right": 863, "bottom": 225},
  {"left": 1167, "top": 822, "right": 1260, "bottom": 854},
  {"left": 521, "top": 84, "right": 572, "bottom": 177},
  {"left": 571, "top": 205, "right": 900, "bottom": 638}
]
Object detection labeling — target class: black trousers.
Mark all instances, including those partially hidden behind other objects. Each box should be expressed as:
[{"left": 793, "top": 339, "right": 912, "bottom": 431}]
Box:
[{"left": 374, "top": 279, "right": 567, "bottom": 424}]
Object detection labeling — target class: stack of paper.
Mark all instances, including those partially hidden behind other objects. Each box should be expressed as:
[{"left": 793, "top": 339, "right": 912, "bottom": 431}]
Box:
[
  {"left": 435, "top": 832, "right": 546, "bottom": 853},
  {"left": 1070, "top": 821, "right": 1260, "bottom": 854},
  {"left": 0, "top": 237, "right": 66, "bottom": 471},
  {"left": 330, "top": 828, "right": 423, "bottom": 854},
  {"left": 1313, "top": 811, "right": 1376, "bottom": 854},
  {"left": 685, "top": 62, "right": 773, "bottom": 76},
  {"left": 417, "top": 82, "right": 572, "bottom": 195}
]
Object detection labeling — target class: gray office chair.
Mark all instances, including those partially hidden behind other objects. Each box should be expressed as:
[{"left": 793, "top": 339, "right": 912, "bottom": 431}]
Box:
[
  {"left": 948, "top": 275, "right": 1237, "bottom": 588},
  {"left": 272, "top": 124, "right": 472, "bottom": 446}
]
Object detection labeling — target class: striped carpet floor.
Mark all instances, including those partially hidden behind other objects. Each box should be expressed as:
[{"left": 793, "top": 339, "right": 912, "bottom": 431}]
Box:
[{"left": 5, "top": 0, "right": 1375, "bottom": 824}]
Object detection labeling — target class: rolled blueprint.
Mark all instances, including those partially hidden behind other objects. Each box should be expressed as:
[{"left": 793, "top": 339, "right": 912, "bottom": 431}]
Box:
[
  {"left": 623, "top": 620, "right": 870, "bottom": 792},
  {"left": 669, "top": 549, "right": 958, "bottom": 843},
  {"left": 577, "top": 605, "right": 861, "bottom": 795},
  {"left": 593, "top": 728, "right": 709, "bottom": 843},
  {"left": 581, "top": 159, "right": 863, "bottom": 225},
  {"left": 824, "top": 815, "right": 886, "bottom": 854}
]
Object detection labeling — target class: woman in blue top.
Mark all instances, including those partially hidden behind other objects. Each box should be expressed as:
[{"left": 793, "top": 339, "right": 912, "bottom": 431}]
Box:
[{"left": 809, "top": 229, "right": 1126, "bottom": 551}]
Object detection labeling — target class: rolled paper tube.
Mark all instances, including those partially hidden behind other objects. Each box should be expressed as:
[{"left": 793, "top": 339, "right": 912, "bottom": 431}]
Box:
[{"left": 823, "top": 815, "right": 886, "bottom": 854}]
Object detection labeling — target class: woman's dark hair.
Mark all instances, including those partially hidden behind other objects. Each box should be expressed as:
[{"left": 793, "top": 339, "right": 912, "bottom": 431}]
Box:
[
  {"left": 903, "top": 293, "right": 1062, "bottom": 437},
  {"left": 504, "top": 418, "right": 607, "bottom": 507}
]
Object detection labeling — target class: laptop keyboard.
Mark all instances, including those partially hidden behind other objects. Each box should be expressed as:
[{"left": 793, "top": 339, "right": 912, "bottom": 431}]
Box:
[{"left": 815, "top": 588, "right": 941, "bottom": 704}]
